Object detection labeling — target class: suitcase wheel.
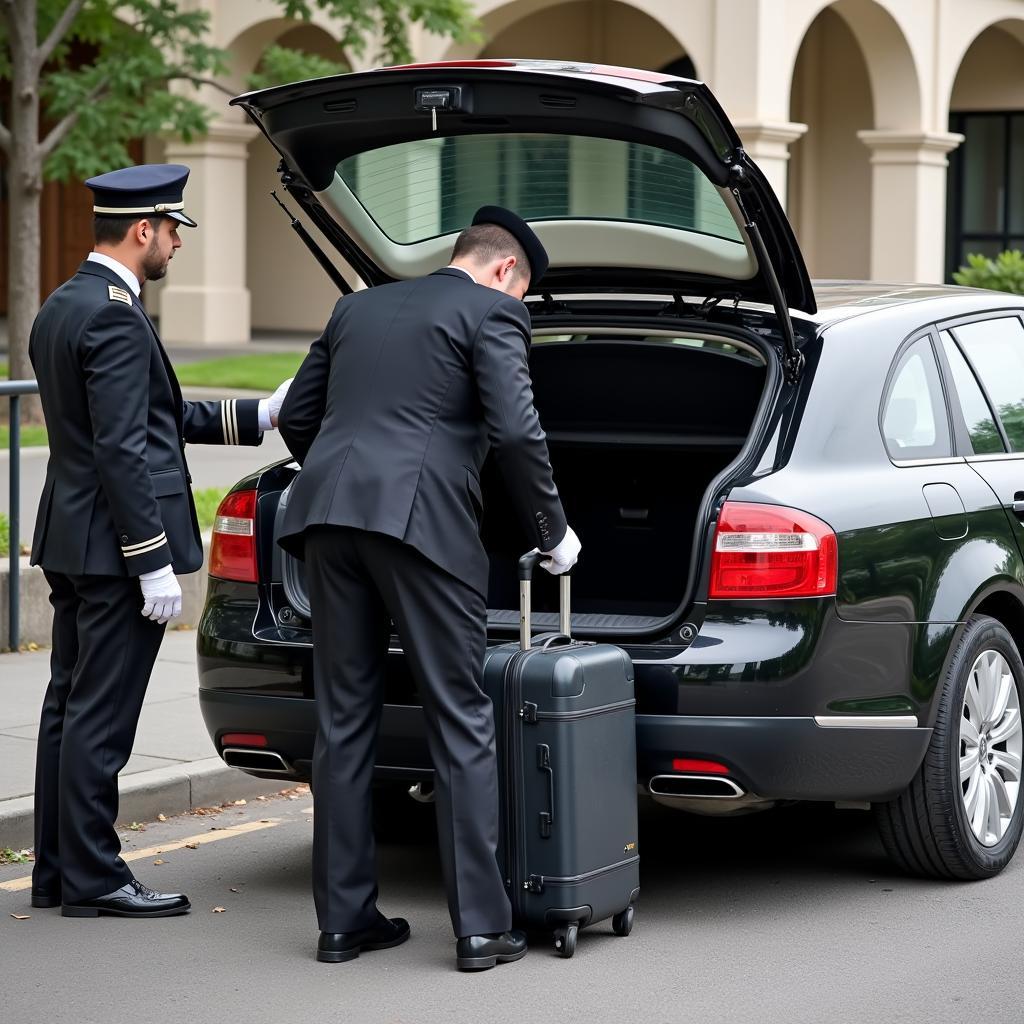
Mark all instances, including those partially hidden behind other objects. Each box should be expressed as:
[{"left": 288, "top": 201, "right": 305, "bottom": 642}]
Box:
[
  {"left": 612, "top": 905, "right": 635, "bottom": 937},
  {"left": 553, "top": 923, "right": 578, "bottom": 959}
]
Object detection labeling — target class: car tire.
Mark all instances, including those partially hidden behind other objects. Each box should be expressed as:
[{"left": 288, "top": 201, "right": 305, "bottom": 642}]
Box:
[{"left": 874, "top": 614, "right": 1024, "bottom": 880}]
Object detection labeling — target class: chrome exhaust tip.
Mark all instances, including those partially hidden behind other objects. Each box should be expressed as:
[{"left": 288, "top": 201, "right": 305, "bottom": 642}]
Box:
[
  {"left": 648, "top": 774, "right": 746, "bottom": 799},
  {"left": 221, "top": 748, "right": 295, "bottom": 774}
]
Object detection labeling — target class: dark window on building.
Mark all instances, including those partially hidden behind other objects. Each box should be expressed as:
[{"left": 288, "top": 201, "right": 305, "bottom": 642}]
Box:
[{"left": 946, "top": 111, "right": 1024, "bottom": 280}]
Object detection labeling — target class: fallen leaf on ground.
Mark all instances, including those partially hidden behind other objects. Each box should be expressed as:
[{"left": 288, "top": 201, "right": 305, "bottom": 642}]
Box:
[
  {"left": 10, "top": 914, "right": 30, "bottom": 920},
  {"left": 260, "top": 819, "right": 270, "bottom": 824},
  {"left": 256, "top": 796, "right": 267, "bottom": 802},
  {"left": 233, "top": 799, "right": 247, "bottom": 806},
  {"left": 157, "top": 814, "right": 167, "bottom": 822},
  {"left": 153, "top": 859, "right": 165, "bottom": 865},
  {"left": 212, "top": 906, "right": 226, "bottom": 913},
  {"left": 229, "top": 888, "right": 239, "bottom": 893},
  {"left": 185, "top": 842, "right": 199, "bottom": 850}
]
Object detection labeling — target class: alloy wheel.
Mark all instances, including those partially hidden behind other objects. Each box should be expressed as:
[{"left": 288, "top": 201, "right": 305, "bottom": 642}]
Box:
[{"left": 960, "top": 649, "right": 1023, "bottom": 847}]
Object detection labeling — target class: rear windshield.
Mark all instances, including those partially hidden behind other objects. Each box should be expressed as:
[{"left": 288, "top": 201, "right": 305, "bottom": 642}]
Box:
[{"left": 337, "top": 133, "right": 743, "bottom": 245}]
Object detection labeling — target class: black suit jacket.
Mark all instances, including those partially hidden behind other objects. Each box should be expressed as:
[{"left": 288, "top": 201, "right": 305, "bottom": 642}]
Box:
[
  {"left": 277, "top": 268, "right": 567, "bottom": 597},
  {"left": 29, "top": 259, "right": 263, "bottom": 577}
]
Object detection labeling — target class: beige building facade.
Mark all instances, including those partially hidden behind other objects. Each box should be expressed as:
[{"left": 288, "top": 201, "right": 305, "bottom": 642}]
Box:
[{"left": 147, "top": 0, "right": 1024, "bottom": 344}]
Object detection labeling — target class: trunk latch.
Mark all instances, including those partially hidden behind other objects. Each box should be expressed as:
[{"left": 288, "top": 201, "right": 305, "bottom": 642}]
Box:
[{"left": 414, "top": 86, "right": 468, "bottom": 131}]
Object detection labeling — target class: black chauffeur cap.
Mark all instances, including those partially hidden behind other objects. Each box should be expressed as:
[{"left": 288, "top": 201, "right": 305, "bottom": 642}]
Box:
[
  {"left": 471, "top": 205, "right": 548, "bottom": 283},
  {"left": 85, "top": 163, "right": 198, "bottom": 228}
]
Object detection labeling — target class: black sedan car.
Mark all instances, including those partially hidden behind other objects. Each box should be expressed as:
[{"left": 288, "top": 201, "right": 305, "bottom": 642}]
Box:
[{"left": 199, "top": 59, "right": 1024, "bottom": 881}]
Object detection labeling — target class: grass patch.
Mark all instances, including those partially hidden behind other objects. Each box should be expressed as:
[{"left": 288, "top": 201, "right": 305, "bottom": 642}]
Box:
[
  {"left": 175, "top": 352, "right": 304, "bottom": 393},
  {"left": 194, "top": 487, "right": 228, "bottom": 531},
  {"left": 0, "top": 424, "right": 48, "bottom": 448},
  {"left": 0, "top": 513, "right": 8, "bottom": 557}
]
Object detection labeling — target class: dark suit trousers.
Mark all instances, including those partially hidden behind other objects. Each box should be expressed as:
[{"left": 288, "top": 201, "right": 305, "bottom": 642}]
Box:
[
  {"left": 32, "top": 571, "right": 166, "bottom": 903},
  {"left": 304, "top": 526, "right": 511, "bottom": 938}
]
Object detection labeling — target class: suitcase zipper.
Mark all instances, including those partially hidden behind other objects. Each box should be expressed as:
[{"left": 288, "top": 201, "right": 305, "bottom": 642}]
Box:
[
  {"left": 531, "top": 698, "right": 637, "bottom": 722},
  {"left": 524, "top": 853, "right": 640, "bottom": 894}
]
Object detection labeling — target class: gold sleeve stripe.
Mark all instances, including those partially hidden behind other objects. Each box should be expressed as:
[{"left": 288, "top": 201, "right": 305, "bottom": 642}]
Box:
[{"left": 123, "top": 537, "right": 169, "bottom": 558}]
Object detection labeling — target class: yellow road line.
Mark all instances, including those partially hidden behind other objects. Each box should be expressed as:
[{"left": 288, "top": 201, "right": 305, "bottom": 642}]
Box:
[{"left": 0, "top": 818, "right": 279, "bottom": 894}]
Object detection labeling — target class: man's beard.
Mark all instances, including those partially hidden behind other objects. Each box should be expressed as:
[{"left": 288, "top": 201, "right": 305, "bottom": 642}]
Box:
[{"left": 142, "top": 235, "right": 170, "bottom": 281}]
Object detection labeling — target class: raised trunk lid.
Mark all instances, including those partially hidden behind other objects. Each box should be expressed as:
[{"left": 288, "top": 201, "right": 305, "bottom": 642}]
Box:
[{"left": 232, "top": 60, "right": 814, "bottom": 322}]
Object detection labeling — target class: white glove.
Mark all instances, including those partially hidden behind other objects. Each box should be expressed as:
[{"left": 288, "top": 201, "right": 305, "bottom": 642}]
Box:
[
  {"left": 262, "top": 377, "right": 294, "bottom": 430},
  {"left": 537, "top": 525, "right": 581, "bottom": 575},
  {"left": 139, "top": 564, "right": 182, "bottom": 624}
]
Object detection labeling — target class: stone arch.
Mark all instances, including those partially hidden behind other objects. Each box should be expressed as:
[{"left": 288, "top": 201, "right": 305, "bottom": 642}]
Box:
[
  {"left": 436, "top": 0, "right": 702, "bottom": 77},
  {"left": 941, "top": 14, "right": 1024, "bottom": 118},
  {"left": 782, "top": 0, "right": 922, "bottom": 130},
  {"left": 231, "top": 20, "right": 351, "bottom": 332},
  {"left": 787, "top": 4, "right": 876, "bottom": 277}
]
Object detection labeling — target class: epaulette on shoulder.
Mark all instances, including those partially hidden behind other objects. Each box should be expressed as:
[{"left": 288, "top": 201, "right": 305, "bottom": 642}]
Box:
[{"left": 108, "top": 284, "right": 133, "bottom": 306}]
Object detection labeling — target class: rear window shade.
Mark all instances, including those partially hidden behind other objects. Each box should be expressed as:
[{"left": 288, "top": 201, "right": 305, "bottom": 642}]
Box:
[{"left": 337, "top": 133, "right": 744, "bottom": 245}]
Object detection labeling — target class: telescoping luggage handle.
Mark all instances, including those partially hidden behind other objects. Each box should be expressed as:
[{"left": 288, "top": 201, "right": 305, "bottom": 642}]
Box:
[{"left": 518, "top": 550, "right": 571, "bottom": 652}]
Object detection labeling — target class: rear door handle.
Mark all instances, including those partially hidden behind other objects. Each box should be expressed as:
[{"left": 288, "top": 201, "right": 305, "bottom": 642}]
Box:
[{"left": 1012, "top": 492, "right": 1024, "bottom": 518}]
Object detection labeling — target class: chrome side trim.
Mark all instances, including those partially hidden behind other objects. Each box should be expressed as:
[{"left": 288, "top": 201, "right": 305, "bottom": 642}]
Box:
[
  {"left": 813, "top": 715, "right": 918, "bottom": 729},
  {"left": 890, "top": 456, "right": 967, "bottom": 468},
  {"left": 966, "top": 453, "right": 1024, "bottom": 463}
]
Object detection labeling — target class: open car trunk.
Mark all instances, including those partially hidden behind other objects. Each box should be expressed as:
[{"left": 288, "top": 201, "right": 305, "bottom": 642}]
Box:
[{"left": 278, "top": 328, "right": 770, "bottom": 637}]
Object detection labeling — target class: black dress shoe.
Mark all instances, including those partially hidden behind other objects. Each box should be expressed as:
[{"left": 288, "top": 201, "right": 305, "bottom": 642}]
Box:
[
  {"left": 30, "top": 890, "right": 61, "bottom": 909},
  {"left": 61, "top": 878, "right": 190, "bottom": 918},
  {"left": 456, "top": 929, "right": 528, "bottom": 971},
  {"left": 317, "top": 913, "right": 410, "bottom": 963}
]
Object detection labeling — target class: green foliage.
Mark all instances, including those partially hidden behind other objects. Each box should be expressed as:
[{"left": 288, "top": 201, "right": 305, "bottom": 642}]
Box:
[
  {"left": 953, "top": 250, "right": 1024, "bottom": 296},
  {"left": 0, "top": 424, "right": 49, "bottom": 448},
  {"left": 175, "top": 352, "right": 305, "bottom": 392},
  {"left": 278, "top": 0, "right": 478, "bottom": 65},
  {"left": 0, "top": 513, "right": 8, "bottom": 558},
  {"left": 247, "top": 43, "right": 348, "bottom": 91},
  {"left": 0, "top": 0, "right": 478, "bottom": 183},
  {"left": 193, "top": 487, "right": 229, "bottom": 532}
]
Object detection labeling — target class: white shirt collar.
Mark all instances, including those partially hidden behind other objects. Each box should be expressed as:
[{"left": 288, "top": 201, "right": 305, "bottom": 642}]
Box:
[
  {"left": 87, "top": 251, "right": 141, "bottom": 297},
  {"left": 445, "top": 264, "right": 478, "bottom": 285}
]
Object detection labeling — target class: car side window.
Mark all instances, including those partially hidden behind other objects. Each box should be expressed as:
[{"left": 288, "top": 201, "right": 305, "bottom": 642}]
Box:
[
  {"left": 939, "top": 330, "right": 1006, "bottom": 455},
  {"left": 882, "top": 338, "right": 952, "bottom": 460},
  {"left": 952, "top": 317, "right": 1024, "bottom": 452}
]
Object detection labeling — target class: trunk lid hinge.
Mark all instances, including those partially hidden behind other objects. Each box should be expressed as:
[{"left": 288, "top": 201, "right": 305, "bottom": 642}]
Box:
[{"left": 729, "top": 164, "right": 804, "bottom": 384}]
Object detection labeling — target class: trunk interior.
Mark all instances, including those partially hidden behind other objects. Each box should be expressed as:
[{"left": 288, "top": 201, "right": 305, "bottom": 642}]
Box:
[
  {"left": 480, "top": 334, "right": 768, "bottom": 632},
  {"left": 278, "top": 330, "right": 770, "bottom": 635}
]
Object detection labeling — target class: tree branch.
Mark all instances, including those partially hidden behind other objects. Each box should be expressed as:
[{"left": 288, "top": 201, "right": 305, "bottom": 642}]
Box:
[
  {"left": 36, "top": 0, "right": 87, "bottom": 71},
  {"left": 40, "top": 77, "right": 108, "bottom": 159},
  {"left": 183, "top": 75, "right": 235, "bottom": 97}
]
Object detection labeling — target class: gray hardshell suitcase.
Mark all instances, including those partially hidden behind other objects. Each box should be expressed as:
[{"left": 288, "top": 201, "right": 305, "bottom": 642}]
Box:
[{"left": 482, "top": 552, "right": 640, "bottom": 958}]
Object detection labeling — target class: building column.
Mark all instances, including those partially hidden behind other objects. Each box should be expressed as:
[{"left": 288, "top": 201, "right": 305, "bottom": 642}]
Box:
[
  {"left": 732, "top": 120, "right": 808, "bottom": 210},
  {"left": 159, "top": 121, "right": 259, "bottom": 345},
  {"left": 857, "top": 130, "right": 964, "bottom": 283}
]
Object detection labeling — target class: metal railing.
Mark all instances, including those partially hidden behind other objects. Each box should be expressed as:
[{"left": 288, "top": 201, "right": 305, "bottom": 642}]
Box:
[{"left": 2, "top": 379, "right": 40, "bottom": 652}]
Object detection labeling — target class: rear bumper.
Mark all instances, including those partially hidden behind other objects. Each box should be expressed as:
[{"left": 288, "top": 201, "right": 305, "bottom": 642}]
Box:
[{"left": 198, "top": 688, "right": 931, "bottom": 803}]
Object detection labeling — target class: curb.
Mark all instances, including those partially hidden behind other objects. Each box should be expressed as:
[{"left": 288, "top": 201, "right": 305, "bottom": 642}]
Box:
[{"left": 0, "top": 757, "right": 287, "bottom": 850}]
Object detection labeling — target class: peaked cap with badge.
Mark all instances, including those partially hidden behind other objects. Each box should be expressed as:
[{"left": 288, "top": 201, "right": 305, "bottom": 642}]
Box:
[{"left": 86, "top": 163, "right": 199, "bottom": 228}]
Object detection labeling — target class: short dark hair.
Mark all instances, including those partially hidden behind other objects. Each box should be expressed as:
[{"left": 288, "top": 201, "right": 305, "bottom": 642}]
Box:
[
  {"left": 450, "top": 223, "right": 531, "bottom": 282},
  {"left": 93, "top": 213, "right": 165, "bottom": 246}
]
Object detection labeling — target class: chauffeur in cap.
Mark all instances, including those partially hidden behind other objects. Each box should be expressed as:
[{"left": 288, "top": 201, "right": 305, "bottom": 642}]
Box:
[
  {"left": 27, "top": 163, "right": 292, "bottom": 918},
  {"left": 277, "top": 205, "right": 581, "bottom": 969}
]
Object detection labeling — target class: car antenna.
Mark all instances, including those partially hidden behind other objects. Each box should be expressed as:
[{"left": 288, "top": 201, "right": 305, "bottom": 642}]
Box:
[{"left": 270, "top": 190, "right": 353, "bottom": 295}]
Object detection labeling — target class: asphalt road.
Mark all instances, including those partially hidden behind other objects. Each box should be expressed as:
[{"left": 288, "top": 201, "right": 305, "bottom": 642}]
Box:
[
  {"left": 1, "top": 789, "right": 1015, "bottom": 1024},
  {"left": 0, "top": 430, "right": 293, "bottom": 538}
]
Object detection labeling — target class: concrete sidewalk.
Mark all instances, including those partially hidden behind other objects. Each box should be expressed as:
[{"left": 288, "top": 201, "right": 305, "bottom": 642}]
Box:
[{"left": 0, "top": 630, "right": 281, "bottom": 850}]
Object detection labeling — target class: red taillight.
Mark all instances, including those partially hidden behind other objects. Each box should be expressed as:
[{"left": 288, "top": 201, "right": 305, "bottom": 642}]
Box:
[
  {"left": 221, "top": 733, "right": 267, "bottom": 748},
  {"left": 208, "top": 489, "right": 257, "bottom": 583},
  {"left": 709, "top": 501, "right": 837, "bottom": 600},
  {"left": 672, "top": 758, "right": 730, "bottom": 774}
]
